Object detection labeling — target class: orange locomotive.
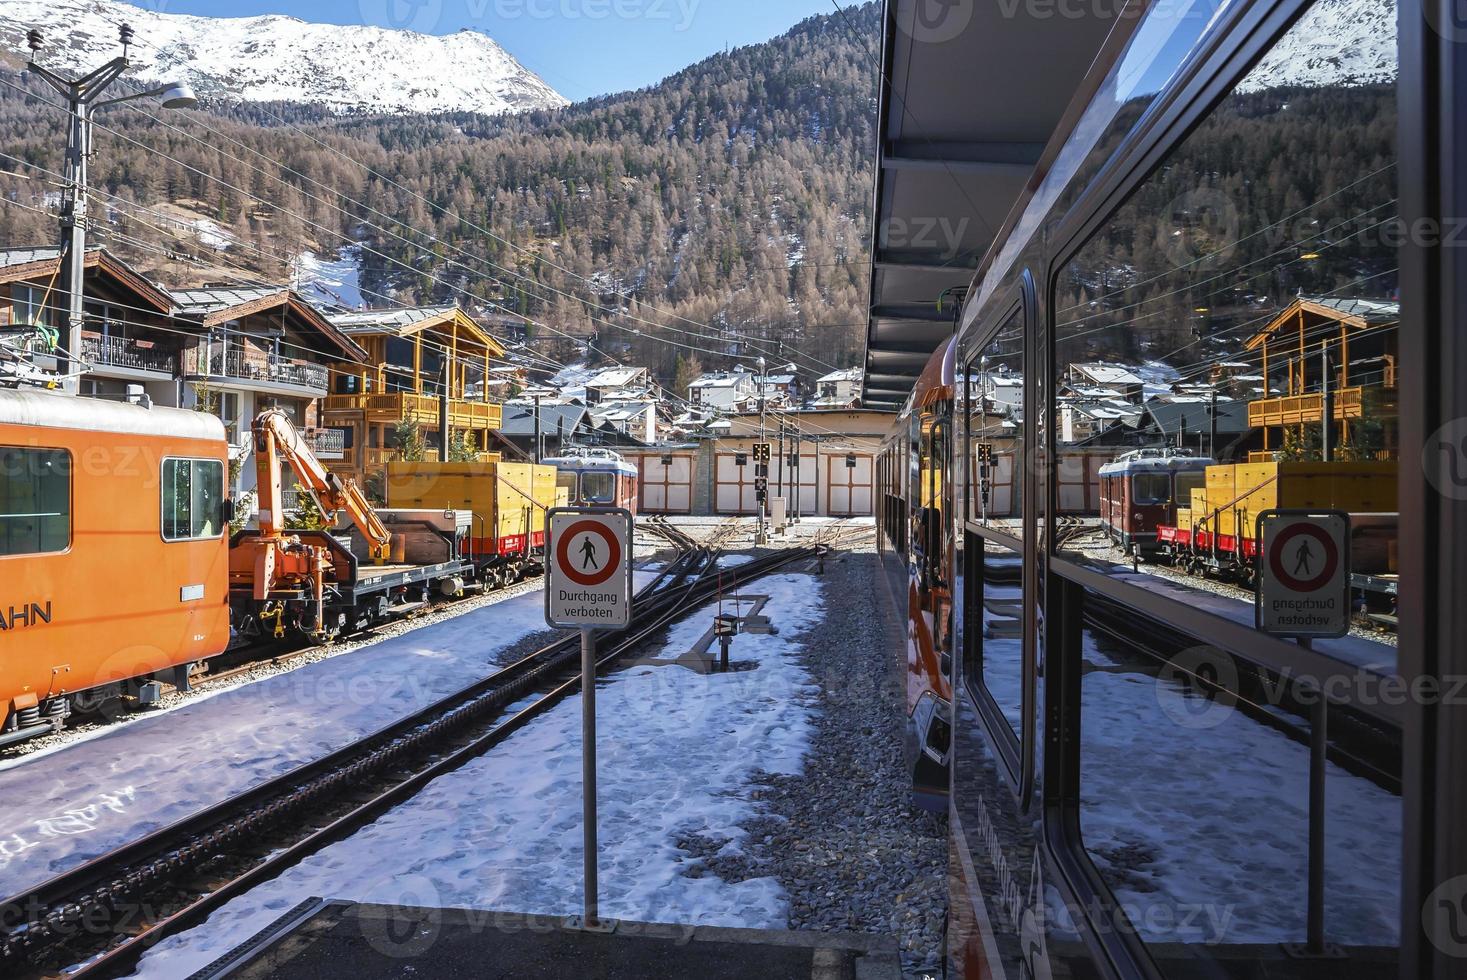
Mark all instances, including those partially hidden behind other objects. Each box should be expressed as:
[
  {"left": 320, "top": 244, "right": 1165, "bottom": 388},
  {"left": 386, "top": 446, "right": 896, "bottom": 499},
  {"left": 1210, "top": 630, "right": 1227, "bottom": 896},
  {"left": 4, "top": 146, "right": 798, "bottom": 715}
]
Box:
[{"left": 0, "top": 388, "right": 231, "bottom": 746}]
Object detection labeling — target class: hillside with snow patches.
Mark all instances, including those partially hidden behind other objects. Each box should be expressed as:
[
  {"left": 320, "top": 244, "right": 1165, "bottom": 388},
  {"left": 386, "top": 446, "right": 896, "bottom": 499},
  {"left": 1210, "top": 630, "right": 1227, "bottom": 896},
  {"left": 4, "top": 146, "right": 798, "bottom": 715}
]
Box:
[
  {"left": 1237, "top": 0, "right": 1397, "bottom": 93},
  {"left": 0, "top": 0, "right": 568, "bottom": 116}
]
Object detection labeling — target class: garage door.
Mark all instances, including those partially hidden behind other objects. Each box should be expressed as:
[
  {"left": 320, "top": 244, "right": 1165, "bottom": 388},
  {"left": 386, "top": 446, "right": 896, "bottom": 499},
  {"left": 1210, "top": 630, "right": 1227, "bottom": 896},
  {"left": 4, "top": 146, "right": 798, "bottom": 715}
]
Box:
[
  {"left": 774, "top": 453, "right": 818, "bottom": 518},
  {"left": 639, "top": 454, "right": 694, "bottom": 514},
  {"left": 826, "top": 453, "right": 874, "bottom": 516},
  {"left": 714, "top": 453, "right": 757, "bottom": 514}
]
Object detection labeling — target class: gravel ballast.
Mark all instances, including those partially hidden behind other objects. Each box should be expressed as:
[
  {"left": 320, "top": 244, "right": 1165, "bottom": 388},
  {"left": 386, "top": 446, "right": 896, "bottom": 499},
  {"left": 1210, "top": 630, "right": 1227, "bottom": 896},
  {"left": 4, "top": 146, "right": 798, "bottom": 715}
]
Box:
[{"left": 673, "top": 538, "right": 947, "bottom": 977}]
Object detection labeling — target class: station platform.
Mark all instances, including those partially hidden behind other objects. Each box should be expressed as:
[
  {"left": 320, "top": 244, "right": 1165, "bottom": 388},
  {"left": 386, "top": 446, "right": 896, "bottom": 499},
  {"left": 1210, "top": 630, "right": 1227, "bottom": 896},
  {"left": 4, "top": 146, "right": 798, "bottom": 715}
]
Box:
[{"left": 195, "top": 900, "right": 902, "bottom": 979}]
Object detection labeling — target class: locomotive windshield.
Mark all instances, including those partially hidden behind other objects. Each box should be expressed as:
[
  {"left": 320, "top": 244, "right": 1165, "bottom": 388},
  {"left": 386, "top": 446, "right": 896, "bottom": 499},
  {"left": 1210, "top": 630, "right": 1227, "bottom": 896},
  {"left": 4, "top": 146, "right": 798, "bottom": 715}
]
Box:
[
  {"left": 1131, "top": 472, "right": 1171, "bottom": 505},
  {"left": 581, "top": 471, "right": 616, "bottom": 504},
  {"left": 1174, "top": 469, "right": 1205, "bottom": 502}
]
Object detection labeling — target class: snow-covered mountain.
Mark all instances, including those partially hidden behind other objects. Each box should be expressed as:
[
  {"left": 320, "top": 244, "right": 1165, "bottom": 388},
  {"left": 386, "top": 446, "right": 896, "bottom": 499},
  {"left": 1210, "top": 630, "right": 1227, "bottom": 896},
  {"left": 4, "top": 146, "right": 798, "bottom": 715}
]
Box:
[
  {"left": 1237, "top": 0, "right": 1397, "bottom": 93},
  {"left": 0, "top": 0, "right": 569, "bottom": 116}
]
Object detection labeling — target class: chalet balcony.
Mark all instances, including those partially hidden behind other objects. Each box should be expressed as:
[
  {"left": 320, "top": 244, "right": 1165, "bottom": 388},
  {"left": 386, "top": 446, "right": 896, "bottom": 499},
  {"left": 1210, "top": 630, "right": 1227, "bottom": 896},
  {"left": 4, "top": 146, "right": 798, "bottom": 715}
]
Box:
[
  {"left": 81, "top": 334, "right": 177, "bottom": 376},
  {"left": 305, "top": 428, "right": 346, "bottom": 460},
  {"left": 323, "top": 391, "right": 502, "bottom": 431},
  {"left": 1248, "top": 386, "right": 1365, "bottom": 428},
  {"left": 184, "top": 347, "right": 330, "bottom": 394}
]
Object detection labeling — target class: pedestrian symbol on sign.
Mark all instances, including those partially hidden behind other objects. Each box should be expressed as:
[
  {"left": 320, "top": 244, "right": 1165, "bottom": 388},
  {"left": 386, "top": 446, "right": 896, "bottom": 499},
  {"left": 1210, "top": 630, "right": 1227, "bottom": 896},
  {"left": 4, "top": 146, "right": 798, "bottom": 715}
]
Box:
[
  {"left": 580, "top": 536, "right": 600, "bottom": 570},
  {"left": 1293, "top": 538, "right": 1314, "bottom": 577}
]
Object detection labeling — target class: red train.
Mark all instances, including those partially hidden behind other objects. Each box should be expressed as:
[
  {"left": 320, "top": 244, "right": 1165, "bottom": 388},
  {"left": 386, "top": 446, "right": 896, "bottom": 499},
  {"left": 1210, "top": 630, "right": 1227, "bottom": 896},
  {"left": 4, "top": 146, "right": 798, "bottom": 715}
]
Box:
[{"left": 1097, "top": 449, "right": 1212, "bottom": 557}]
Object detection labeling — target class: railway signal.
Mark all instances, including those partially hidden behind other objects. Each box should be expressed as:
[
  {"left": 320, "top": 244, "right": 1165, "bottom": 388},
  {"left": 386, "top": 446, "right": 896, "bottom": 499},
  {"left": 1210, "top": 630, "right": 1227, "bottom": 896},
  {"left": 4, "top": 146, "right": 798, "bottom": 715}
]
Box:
[
  {"left": 545, "top": 506, "right": 633, "bottom": 932},
  {"left": 753, "top": 442, "right": 771, "bottom": 463}
]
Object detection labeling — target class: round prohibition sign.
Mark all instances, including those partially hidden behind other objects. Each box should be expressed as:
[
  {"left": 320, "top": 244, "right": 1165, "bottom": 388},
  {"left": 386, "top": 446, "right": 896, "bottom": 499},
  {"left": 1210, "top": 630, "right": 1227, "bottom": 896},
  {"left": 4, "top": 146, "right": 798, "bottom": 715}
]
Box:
[
  {"left": 1268, "top": 522, "right": 1340, "bottom": 592},
  {"left": 556, "top": 519, "right": 622, "bottom": 587}
]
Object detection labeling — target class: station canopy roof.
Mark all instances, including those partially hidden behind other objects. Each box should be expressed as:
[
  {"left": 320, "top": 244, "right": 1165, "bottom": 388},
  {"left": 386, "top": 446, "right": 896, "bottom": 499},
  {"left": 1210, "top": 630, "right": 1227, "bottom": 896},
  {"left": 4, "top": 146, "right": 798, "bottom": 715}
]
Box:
[{"left": 862, "top": 1, "right": 1119, "bottom": 408}]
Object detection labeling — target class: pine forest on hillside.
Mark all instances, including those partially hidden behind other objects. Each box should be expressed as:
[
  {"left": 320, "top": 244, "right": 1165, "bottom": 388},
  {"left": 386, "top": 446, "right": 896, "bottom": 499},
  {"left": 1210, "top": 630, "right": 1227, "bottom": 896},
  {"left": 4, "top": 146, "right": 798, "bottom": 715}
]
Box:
[{"left": 0, "top": 4, "right": 881, "bottom": 381}]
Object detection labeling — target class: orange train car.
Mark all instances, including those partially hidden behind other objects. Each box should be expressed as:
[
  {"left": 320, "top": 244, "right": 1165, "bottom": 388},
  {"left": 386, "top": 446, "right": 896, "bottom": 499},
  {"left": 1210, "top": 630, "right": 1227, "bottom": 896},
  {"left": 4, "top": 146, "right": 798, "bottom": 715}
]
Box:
[{"left": 0, "top": 388, "right": 231, "bottom": 746}]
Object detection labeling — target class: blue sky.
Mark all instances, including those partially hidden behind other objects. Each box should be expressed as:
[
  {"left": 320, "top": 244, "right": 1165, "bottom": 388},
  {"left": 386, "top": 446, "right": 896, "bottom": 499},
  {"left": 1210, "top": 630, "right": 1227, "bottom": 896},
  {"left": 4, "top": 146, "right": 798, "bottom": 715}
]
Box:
[{"left": 135, "top": 0, "right": 845, "bottom": 102}]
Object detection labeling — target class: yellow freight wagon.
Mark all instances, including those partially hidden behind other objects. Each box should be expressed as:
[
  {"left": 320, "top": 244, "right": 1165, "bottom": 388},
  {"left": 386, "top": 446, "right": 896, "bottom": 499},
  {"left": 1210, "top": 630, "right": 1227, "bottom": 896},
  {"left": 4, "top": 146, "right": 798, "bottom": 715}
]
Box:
[{"left": 386, "top": 460, "right": 559, "bottom": 580}]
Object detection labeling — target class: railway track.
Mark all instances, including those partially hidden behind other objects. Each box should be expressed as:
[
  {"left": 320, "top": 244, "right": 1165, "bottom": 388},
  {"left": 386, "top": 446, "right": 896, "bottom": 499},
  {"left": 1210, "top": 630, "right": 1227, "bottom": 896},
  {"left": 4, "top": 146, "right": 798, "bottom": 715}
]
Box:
[{"left": 2, "top": 535, "right": 824, "bottom": 980}]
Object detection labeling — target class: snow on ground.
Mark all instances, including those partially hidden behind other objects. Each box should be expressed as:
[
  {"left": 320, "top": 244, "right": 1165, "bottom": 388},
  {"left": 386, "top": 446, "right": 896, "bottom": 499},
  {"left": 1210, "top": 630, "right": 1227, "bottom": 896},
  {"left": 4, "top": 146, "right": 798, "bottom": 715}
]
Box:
[
  {"left": 0, "top": 583, "right": 573, "bottom": 893},
  {"left": 128, "top": 572, "right": 823, "bottom": 977},
  {"left": 292, "top": 245, "right": 365, "bottom": 310},
  {"left": 1080, "top": 629, "right": 1401, "bottom": 946},
  {"left": 0, "top": 565, "right": 662, "bottom": 894}
]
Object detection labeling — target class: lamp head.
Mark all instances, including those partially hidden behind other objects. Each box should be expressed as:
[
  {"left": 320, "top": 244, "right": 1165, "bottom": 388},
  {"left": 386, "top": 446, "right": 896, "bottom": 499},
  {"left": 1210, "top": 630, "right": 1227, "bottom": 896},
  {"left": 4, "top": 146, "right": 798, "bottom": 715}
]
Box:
[{"left": 157, "top": 81, "right": 197, "bottom": 109}]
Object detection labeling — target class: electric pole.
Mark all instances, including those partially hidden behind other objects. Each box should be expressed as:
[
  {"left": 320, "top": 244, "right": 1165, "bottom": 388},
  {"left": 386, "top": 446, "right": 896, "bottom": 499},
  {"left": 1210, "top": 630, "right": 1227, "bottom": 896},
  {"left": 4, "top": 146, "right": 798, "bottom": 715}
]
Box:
[{"left": 24, "top": 25, "right": 196, "bottom": 392}]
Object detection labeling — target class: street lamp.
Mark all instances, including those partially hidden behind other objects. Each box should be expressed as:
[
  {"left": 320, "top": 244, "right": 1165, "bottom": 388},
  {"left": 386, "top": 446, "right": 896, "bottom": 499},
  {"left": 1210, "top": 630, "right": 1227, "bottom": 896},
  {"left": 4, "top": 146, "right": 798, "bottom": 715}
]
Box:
[
  {"left": 756, "top": 355, "right": 767, "bottom": 545},
  {"left": 25, "top": 25, "right": 197, "bottom": 391}
]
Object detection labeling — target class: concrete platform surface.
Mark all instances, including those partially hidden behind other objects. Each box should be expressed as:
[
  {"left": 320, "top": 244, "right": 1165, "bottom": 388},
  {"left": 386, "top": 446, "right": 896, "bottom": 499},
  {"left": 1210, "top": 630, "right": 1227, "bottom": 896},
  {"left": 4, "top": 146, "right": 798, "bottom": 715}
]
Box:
[{"left": 194, "top": 900, "right": 902, "bottom": 980}]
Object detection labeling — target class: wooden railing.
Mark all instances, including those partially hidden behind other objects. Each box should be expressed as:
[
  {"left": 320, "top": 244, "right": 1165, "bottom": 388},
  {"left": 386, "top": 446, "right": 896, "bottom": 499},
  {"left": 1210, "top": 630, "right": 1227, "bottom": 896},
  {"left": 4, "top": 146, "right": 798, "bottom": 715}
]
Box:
[
  {"left": 1248, "top": 386, "right": 1365, "bottom": 428},
  {"left": 323, "top": 392, "right": 502, "bottom": 430}
]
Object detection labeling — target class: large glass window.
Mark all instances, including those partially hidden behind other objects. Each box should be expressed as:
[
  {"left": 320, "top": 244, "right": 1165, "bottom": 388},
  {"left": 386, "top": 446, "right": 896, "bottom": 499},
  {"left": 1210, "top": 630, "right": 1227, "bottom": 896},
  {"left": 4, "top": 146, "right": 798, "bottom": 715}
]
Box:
[
  {"left": 581, "top": 472, "right": 616, "bottom": 504},
  {"left": 0, "top": 447, "right": 70, "bottom": 555},
  {"left": 10, "top": 284, "right": 48, "bottom": 327},
  {"left": 1053, "top": 0, "right": 1399, "bottom": 655},
  {"left": 1067, "top": 0, "right": 1402, "bottom": 972},
  {"left": 162, "top": 458, "right": 225, "bottom": 541},
  {"left": 967, "top": 309, "right": 1024, "bottom": 535}
]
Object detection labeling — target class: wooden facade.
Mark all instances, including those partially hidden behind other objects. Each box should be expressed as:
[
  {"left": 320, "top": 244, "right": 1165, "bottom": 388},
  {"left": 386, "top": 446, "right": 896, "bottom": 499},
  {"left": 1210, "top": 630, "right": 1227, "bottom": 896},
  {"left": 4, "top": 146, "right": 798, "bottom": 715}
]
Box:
[{"left": 321, "top": 306, "right": 506, "bottom": 483}]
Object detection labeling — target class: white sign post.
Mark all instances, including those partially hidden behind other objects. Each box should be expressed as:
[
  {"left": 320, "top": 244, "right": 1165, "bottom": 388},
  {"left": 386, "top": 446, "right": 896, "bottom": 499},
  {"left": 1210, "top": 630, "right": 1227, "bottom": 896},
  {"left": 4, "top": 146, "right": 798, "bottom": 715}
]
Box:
[
  {"left": 545, "top": 506, "right": 633, "bottom": 931},
  {"left": 1255, "top": 509, "right": 1351, "bottom": 639}
]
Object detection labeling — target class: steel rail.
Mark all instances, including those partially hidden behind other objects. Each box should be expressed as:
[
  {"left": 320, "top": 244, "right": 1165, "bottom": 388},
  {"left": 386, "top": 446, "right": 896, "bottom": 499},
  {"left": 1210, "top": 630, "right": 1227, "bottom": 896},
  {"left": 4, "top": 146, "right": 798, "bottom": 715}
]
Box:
[
  {"left": 0, "top": 543, "right": 703, "bottom": 970},
  {"left": 73, "top": 542, "right": 820, "bottom": 980}
]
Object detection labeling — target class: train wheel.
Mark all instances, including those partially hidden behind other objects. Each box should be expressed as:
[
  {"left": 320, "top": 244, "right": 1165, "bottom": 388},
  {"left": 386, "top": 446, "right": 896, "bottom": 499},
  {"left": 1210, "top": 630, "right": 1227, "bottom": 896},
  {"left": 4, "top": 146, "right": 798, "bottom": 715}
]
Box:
[{"left": 70, "top": 683, "right": 126, "bottom": 720}]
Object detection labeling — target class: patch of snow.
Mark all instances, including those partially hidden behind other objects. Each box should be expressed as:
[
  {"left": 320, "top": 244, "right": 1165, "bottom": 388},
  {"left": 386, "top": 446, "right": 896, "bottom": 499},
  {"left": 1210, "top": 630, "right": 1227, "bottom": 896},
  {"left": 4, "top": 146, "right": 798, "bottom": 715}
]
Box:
[
  {"left": 1, "top": 0, "right": 568, "bottom": 116},
  {"left": 1236, "top": 0, "right": 1396, "bottom": 93},
  {"left": 128, "top": 573, "right": 823, "bottom": 977},
  {"left": 293, "top": 245, "right": 364, "bottom": 309}
]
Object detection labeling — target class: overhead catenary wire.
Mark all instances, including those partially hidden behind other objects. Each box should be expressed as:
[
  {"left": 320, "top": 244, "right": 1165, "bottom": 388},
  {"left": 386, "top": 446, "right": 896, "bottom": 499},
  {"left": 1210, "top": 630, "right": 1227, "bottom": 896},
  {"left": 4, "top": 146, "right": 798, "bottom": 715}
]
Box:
[{"left": 0, "top": 77, "right": 847, "bottom": 382}]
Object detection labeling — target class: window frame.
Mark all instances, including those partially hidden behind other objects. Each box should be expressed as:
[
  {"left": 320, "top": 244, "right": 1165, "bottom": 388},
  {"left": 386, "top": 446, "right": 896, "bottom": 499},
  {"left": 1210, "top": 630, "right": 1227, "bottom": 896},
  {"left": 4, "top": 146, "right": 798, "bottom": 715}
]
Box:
[
  {"left": 1032, "top": 1, "right": 1408, "bottom": 976},
  {"left": 958, "top": 283, "right": 1034, "bottom": 795},
  {"left": 0, "top": 445, "right": 73, "bottom": 558},
  {"left": 160, "top": 456, "right": 226, "bottom": 543}
]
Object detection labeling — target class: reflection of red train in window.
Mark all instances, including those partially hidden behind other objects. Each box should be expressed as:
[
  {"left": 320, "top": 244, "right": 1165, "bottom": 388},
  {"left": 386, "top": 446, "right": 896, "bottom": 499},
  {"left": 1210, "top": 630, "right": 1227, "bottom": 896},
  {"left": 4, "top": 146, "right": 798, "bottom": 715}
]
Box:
[
  {"left": 542, "top": 448, "right": 639, "bottom": 513},
  {"left": 1098, "top": 449, "right": 1212, "bottom": 556}
]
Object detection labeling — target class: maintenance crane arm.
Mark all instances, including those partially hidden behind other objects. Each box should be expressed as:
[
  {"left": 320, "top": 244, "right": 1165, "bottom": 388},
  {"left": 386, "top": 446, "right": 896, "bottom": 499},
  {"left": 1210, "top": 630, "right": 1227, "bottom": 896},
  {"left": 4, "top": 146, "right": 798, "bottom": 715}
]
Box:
[{"left": 253, "top": 409, "right": 392, "bottom": 560}]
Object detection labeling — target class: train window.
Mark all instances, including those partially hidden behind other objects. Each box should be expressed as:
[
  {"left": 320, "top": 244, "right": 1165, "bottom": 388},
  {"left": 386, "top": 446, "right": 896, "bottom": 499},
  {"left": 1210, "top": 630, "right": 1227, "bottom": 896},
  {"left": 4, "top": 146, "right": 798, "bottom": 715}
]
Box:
[
  {"left": 967, "top": 309, "right": 1024, "bottom": 536},
  {"left": 162, "top": 458, "right": 225, "bottom": 541},
  {"left": 962, "top": 533, "right": 1024, "bottom": 745},
  {"left": 1076, "top": 586, "right": 1401, "bottom": 973},
  {"left": 1052, "top": 0, "right": 1399, "bottom": 653},
  {"left": 1060, "top": 0, "right": 1403, "bottom": 971},
  {"left": 581, "top": 471, "right": 616, "bottom": 504},
  {"left": 0, "top": 447, "right": 70, "bottom": 556},
  {"left": 556, "top": 471, "right": 578, "bottom": 502},
  {"left": 1130, "top": 472, "right": 1171, "bottom": 505}
]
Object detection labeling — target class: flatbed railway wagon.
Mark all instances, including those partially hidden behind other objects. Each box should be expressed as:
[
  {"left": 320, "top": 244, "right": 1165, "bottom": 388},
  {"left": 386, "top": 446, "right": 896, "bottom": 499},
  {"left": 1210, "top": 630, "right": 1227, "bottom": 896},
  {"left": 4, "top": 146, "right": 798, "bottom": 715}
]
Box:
[
  {"left": 0, "top": 388, "right": 231, "bottom": 746},
  {"left": 384, "top": 460, "right": 559, "bottom": 588},
  {"left": 1156, "top": 460, "right": 1398, "bottom": 583}
]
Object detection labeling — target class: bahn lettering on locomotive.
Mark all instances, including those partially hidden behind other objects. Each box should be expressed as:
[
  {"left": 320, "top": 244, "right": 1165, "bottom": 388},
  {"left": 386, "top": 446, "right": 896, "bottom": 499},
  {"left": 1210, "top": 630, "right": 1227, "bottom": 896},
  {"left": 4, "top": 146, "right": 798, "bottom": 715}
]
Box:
[{"left": 0, "top": 602, "right": 52, "bottom": 632}]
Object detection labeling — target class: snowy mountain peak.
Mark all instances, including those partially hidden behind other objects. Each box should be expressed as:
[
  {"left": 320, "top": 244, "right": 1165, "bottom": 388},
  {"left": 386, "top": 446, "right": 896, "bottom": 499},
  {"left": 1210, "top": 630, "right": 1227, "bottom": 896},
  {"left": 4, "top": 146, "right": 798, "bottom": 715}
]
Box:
[{"left": 0, "top": 0, "right": 569, "bottom": 116}]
